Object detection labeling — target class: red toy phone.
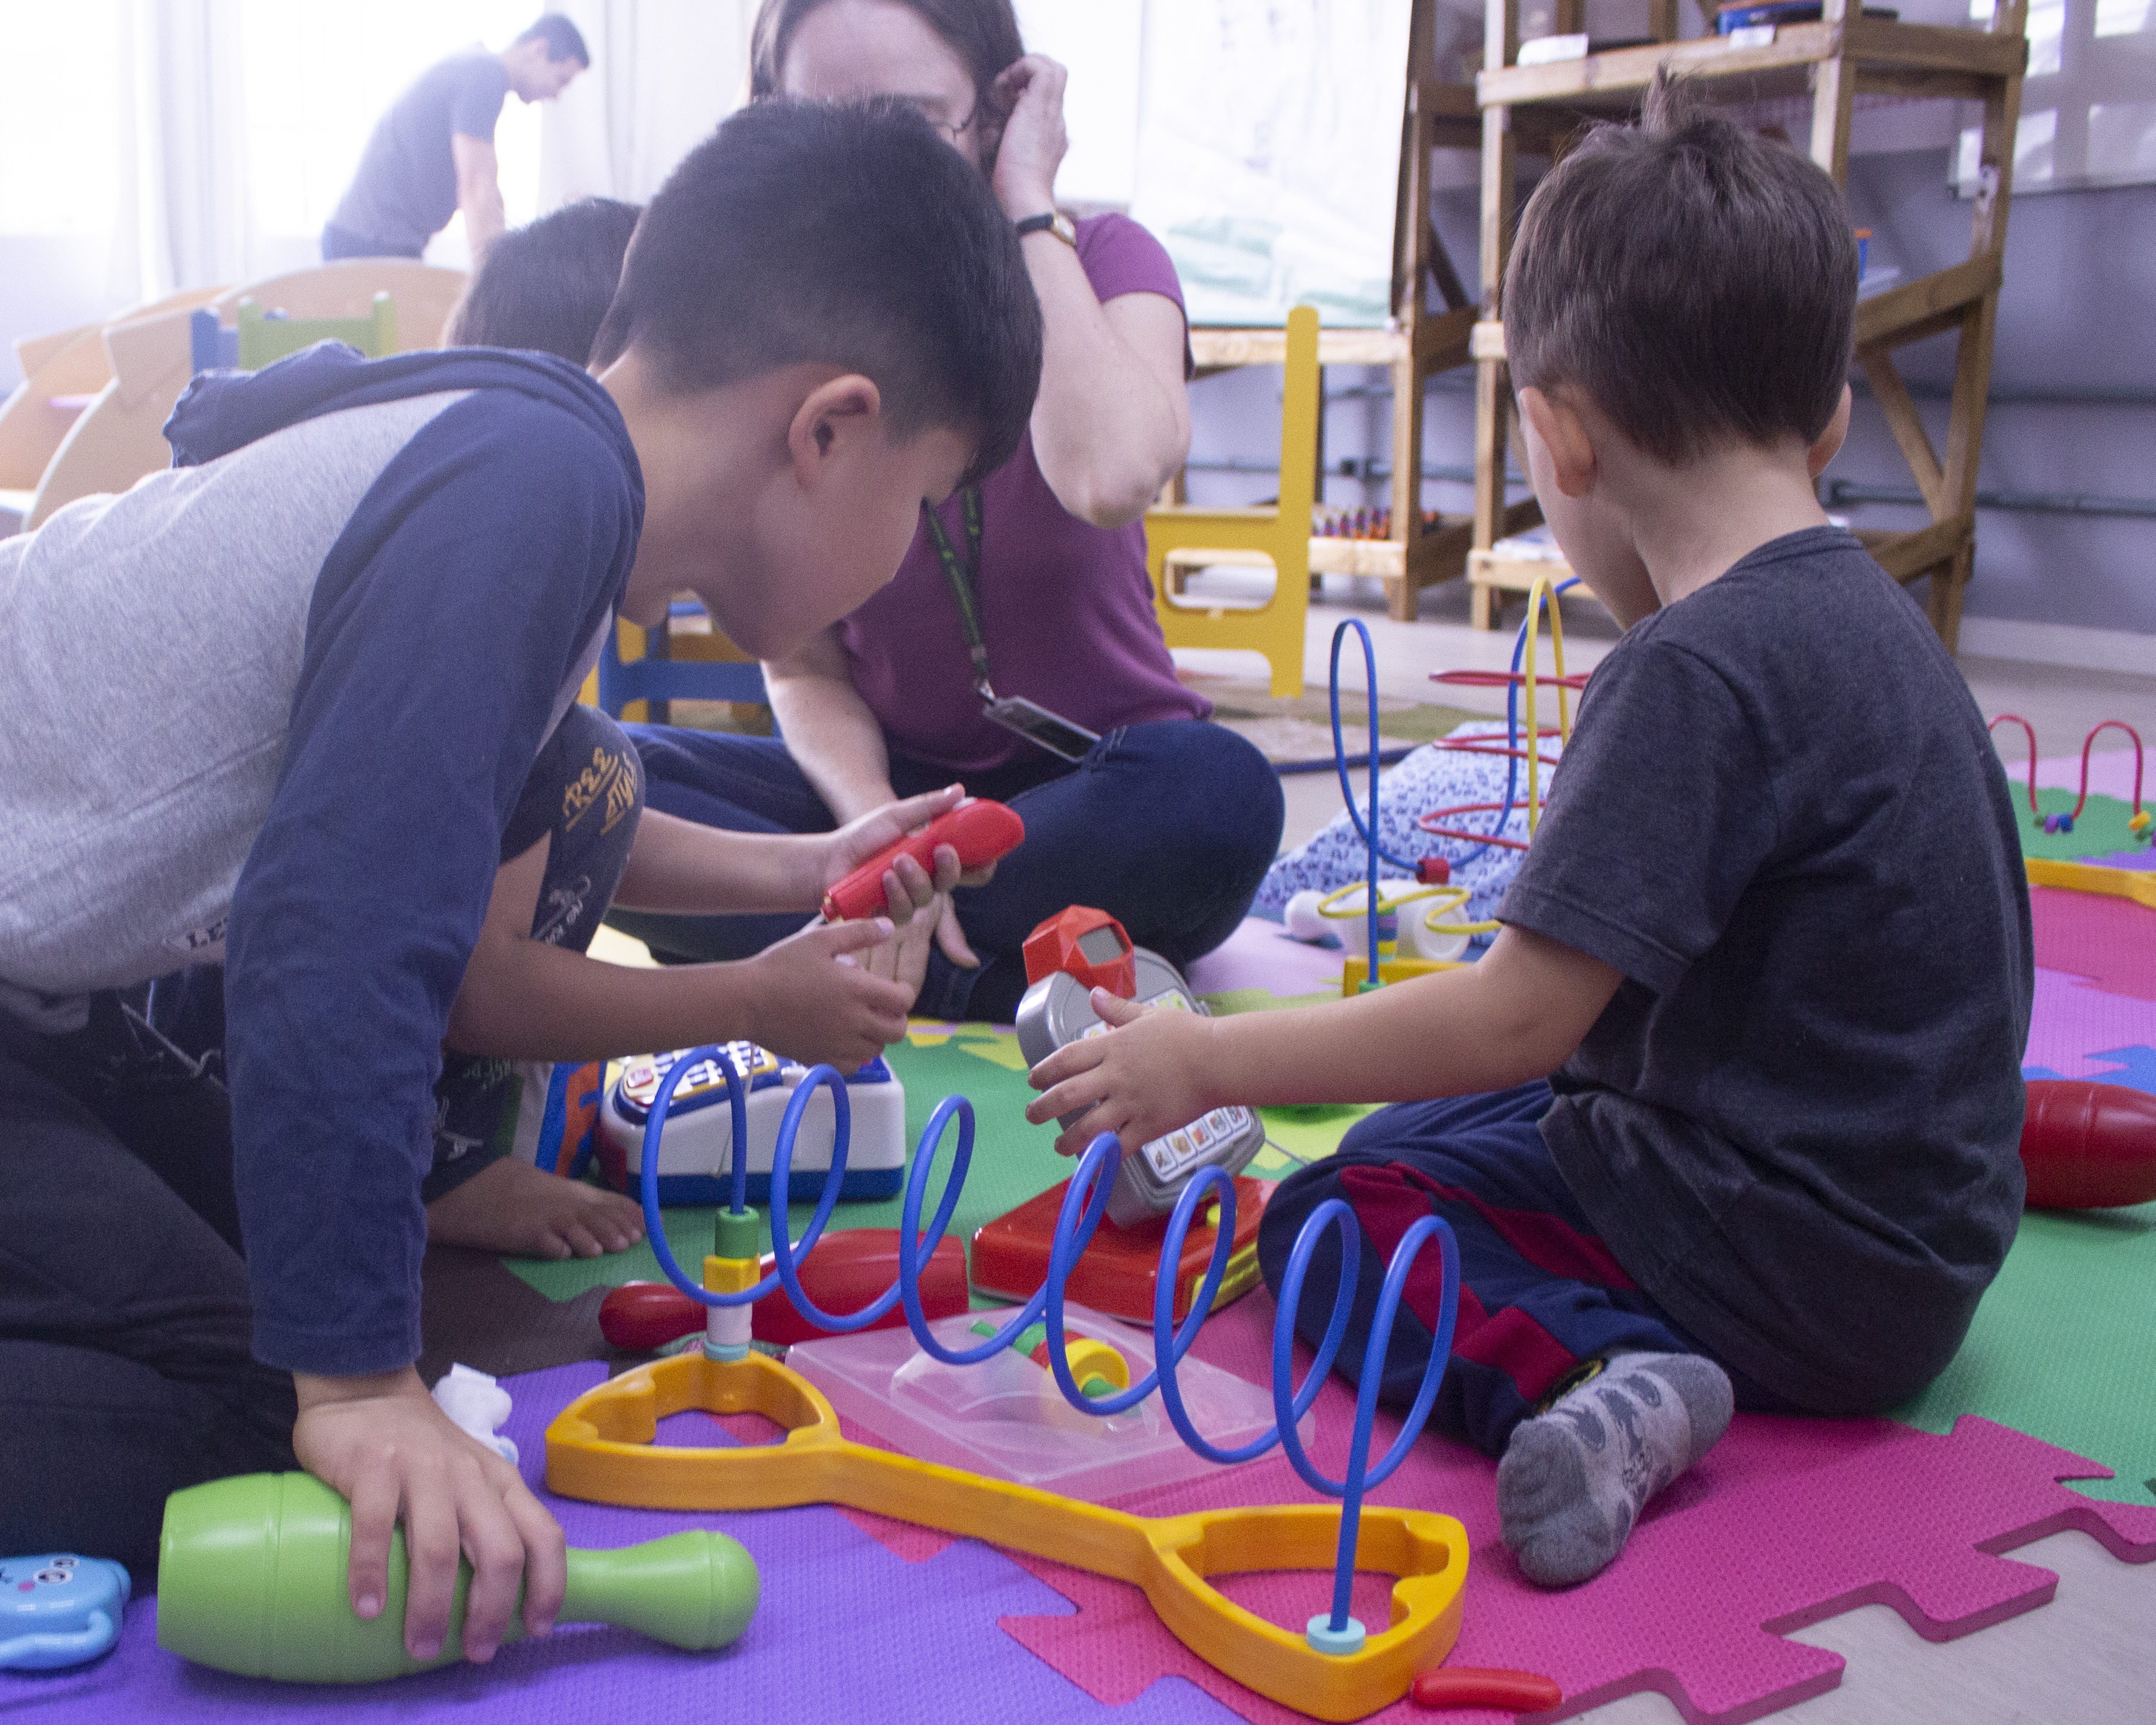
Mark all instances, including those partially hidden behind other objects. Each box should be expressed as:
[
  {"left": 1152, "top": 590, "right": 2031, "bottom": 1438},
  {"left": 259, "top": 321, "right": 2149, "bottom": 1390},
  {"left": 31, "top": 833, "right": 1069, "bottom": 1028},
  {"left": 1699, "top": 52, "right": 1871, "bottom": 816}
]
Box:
[{"left": 821, "top": 799, "right": 1026, "bottom": 923}]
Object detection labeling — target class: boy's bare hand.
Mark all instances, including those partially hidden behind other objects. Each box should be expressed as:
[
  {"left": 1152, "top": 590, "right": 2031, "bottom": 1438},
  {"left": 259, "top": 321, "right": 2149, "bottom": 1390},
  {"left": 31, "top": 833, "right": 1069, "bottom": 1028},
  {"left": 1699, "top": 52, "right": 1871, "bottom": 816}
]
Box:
[
  {"left": 744, "top": 917, "right": 913, "bottom": 1068},
  {"left": 823, "top": 784, "right": 1000, "bottom": 996},
  {"left": 292, "top": 1367, "right": 564, "bottom": 1667},
  {"left": 1024, "top": 989, "right": 1218, "bottom": 1157}
]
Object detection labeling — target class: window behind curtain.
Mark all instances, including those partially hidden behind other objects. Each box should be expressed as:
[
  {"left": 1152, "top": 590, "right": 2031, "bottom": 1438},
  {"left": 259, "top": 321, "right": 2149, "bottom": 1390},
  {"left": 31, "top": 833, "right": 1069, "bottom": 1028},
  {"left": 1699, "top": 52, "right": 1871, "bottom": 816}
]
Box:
[{"left": 242, "top": 0, "right": 546, "bottom": 263}]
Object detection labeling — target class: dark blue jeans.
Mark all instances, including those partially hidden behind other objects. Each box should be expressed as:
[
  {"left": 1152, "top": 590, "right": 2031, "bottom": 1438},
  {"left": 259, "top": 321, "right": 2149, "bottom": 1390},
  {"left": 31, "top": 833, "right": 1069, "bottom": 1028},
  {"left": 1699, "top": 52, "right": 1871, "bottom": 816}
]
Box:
[
  {"left": 610, "top": 718, "right": 1285, "bottom": 1023},
  {"left": 1259, "top": 1085, "right": 1792, "bottom": 1457}
]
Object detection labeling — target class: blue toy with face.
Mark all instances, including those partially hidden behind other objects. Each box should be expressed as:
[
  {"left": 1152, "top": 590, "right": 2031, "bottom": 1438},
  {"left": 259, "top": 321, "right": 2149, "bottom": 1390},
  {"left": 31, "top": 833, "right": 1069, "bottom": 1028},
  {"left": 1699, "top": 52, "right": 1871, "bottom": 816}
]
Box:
[{"left": 0, "top": 1554, "right": 130, "bottom": 1671}]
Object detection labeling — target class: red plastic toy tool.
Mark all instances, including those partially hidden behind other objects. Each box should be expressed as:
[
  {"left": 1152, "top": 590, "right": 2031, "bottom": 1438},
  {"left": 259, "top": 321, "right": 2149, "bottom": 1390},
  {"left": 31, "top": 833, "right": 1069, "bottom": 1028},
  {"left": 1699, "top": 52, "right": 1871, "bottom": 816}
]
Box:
[
  {"left": 821, "top": 799, "right": 1025, "bottom": 923},
  {"left": 2020, "top": 1080, "right": 2156, "bottom": 1209},
  {"left": 597, "top": 1231, "right": 971, "bottom": 1352}
]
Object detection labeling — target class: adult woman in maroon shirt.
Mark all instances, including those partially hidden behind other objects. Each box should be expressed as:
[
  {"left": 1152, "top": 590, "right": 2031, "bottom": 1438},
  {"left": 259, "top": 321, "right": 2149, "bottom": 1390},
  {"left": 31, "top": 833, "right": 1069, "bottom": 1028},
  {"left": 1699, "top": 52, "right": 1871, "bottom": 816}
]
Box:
[{"left": 616, "top": 0, "right": 1284, "bottom": 1021}]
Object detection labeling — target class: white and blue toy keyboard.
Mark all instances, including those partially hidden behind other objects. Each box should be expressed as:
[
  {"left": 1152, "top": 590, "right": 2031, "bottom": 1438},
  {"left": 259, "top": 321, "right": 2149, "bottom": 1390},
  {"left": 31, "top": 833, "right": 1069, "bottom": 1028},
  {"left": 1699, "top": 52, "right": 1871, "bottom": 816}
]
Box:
[{"left": 598, "top": 1041, "right": 907, "bottom": 1205}]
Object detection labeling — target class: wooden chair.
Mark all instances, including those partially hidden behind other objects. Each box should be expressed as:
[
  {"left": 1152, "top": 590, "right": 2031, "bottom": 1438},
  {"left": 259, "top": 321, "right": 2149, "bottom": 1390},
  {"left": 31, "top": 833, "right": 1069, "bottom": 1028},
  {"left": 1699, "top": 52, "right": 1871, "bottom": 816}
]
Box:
[
  {"left": 23, "top": 261, "right": 464, "bottom": 532},
  {"left": 1144, "top": 304, "right": 1319, "bottom": 699},
  {"left": 591, "top": 602, "right": 766, "bottom": 726},
  {"left": 0, "top": 290, "right": 226, "bottom": 530}
]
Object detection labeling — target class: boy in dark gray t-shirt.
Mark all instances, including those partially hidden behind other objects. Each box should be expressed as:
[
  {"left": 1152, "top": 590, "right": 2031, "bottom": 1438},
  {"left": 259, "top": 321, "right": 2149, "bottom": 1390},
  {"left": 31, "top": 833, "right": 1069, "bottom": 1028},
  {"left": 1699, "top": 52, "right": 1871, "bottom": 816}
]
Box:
[{"left": 1024, "top": 77, "right": 2032, "bottom": 1588}]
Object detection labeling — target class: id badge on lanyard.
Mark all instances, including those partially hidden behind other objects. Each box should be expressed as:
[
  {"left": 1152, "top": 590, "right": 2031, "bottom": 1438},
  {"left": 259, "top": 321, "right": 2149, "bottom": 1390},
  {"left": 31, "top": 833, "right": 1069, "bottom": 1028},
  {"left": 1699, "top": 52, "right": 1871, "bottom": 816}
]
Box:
[{"left": 924, "top": 490, "right": 1100, "bottom": 764}]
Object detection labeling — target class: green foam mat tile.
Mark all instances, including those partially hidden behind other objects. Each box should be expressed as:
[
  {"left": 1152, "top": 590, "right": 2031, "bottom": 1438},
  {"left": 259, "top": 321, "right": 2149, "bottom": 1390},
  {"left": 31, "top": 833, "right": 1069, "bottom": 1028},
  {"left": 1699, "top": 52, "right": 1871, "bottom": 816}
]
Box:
[
  {"left": 2017, "top": 788, "right": 2153, "bottom": 864},
  {"left": 1892, "top": 1201, "right": 2156, "bottom": 1505}
]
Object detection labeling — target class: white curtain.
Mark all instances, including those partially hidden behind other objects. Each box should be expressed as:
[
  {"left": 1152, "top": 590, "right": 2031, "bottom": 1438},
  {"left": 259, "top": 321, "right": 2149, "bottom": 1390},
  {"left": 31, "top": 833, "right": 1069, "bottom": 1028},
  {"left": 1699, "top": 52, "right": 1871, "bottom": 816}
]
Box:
[
  {"left": 109, "top": 0, "right": 256, "bottom": 304},
  {"left": 536, "top": 0, "right": 755, "bottom": 212}
]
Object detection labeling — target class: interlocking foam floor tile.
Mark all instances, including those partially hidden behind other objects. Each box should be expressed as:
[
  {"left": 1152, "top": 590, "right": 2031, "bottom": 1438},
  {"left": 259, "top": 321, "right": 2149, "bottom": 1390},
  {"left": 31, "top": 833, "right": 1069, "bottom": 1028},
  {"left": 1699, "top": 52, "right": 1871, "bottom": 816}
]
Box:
[
  {"left": 2029, "top": 888, "right": 2156, "bottom": 1002},
  {"left": 984, "top": 1299, "right": 2156, "bottom": 1725},
  {"left": 3, "top": 1362, "right": 1240, "bottom": 1725}
]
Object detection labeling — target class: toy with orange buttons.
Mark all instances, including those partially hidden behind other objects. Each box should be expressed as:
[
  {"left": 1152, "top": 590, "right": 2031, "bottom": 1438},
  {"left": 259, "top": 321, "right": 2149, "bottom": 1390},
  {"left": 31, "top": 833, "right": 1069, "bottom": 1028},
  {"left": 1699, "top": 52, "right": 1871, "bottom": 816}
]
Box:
[{"left": 545, "top": 1038, "right": 1499, "bottom": 1721}]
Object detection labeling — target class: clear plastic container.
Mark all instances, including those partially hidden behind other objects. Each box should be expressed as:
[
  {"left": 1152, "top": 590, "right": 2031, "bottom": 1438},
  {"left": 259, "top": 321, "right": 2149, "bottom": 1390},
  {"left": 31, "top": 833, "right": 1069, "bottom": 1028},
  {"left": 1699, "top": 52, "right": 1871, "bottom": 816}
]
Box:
[{"left": 788, "top": 1304, "right": 1312, "bottom": 1503}]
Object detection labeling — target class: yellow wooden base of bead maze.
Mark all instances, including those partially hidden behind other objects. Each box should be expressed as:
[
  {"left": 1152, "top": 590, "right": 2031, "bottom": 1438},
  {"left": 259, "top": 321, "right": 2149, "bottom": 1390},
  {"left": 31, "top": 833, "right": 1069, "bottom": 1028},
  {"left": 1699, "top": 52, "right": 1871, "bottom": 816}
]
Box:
[
  {"left": 545, "top": 1349, "right": 1469, "bottom": 1721},
  {"left": 1340, "top": 954, "right": 1469, "bottom": 995}
]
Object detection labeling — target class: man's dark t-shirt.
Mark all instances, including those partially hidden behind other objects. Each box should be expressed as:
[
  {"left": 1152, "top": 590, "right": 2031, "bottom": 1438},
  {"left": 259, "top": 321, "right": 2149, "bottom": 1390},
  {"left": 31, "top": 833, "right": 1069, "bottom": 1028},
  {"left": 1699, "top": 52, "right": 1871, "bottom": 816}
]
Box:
[
  {"left": 1500, "top": 527, "right": 2032, "bottom": 1415},
  {"left": 328, "top": 52, "right": 508, "bottom": 255}
]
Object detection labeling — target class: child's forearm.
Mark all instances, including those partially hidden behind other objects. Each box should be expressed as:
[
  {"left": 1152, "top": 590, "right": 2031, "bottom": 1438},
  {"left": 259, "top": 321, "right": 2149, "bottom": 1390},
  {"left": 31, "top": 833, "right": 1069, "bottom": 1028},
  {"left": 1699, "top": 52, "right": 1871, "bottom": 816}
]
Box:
[
  {"left": 1025, "top": 926, "right": 1623, "bottom": 1155},
  {"left": 611, "top": 810, "right": 828, "bottom": 915},
  {"left": 445, "top": 938, "right": 784, "bottom": 1061},
  {"left": 1203, "top": 955, "right": 1585, "bottom": 1108}
]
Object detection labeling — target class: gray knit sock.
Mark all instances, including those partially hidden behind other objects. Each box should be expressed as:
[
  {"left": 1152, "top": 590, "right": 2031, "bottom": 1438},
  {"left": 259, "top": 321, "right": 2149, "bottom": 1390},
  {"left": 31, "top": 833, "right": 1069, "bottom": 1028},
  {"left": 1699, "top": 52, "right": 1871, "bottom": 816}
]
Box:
[{"left": 1496, "top": 1351, "right": 1734, "bottom": 1588}]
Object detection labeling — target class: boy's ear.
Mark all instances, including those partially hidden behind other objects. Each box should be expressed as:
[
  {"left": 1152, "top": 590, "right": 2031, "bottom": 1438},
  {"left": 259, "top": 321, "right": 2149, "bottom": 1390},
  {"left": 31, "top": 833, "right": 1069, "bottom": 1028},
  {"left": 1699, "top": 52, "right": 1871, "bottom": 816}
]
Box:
[
  {"left": 1807, "top": 383, "right": 1853, "bottom": 480},
  {"left": 1519, "top": 386, "right": 1597, "bottom": 499},
  {"left": 787, "top": 374, "right": 884, "bottom": 486}
]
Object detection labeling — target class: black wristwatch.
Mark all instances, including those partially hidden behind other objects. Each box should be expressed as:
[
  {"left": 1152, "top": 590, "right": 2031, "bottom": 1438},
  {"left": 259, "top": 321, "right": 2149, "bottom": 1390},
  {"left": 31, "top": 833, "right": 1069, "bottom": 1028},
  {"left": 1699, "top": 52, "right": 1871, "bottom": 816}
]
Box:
[{"left": 1015, "top": 211, "right": 1078, "bottom": 248}]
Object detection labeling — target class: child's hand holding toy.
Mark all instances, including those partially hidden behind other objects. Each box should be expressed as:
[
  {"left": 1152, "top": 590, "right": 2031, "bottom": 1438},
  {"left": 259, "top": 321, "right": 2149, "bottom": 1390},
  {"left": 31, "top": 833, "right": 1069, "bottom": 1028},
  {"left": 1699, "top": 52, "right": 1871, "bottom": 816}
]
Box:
[
  {"left": 291, "top": 1366, "right": 565, "bottom": 1670},
  {"left": 1024, "top": 989, "right": 1220, "bottom": 1158},
  {"left": 817, "top": 788, "right": 1022, "bottom": 1001}
]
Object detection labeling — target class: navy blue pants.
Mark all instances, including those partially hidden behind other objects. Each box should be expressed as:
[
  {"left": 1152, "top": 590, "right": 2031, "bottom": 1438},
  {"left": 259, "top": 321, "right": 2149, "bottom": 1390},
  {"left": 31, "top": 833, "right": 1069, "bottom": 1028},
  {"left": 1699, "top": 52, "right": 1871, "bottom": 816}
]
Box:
[
  {"left": 1259, "top": 1083, "right": 1762, "bottom": 1458},
  {"left": 609, "top": 718, "right": 1285, "bottom": 1023}
]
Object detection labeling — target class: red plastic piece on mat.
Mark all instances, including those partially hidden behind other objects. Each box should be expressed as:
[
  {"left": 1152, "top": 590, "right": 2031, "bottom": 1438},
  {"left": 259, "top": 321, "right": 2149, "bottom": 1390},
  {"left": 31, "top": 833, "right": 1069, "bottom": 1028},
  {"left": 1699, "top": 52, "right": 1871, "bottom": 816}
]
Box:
[
  {"left": 1416, "top": 856, "right": 1452, "bottom": 886},
  {"left": 597, "top": 1231, "right": 971, "bottom": 1352},
  {"left": 1410, "top": 1667, "right": 1562, "bottom": 1712},
  {"left": 599, "top": 1281, "right": 702, "bottom": 1351},
  {"left": 1021, "top": 905, "right": 1138, "bottom": 1000},
  {"left": 821, "top": 799, "right": 1025, "bottom": 923},
  {"left": 2020, "top": 1079, "right": 2156, "bottom": 1209},
  {"left": 971, "top": 1176, "right": 1269, "bottom": 1324},
  {"left": 752, "top": 1230, "right": 969, "bottom": 1346}
]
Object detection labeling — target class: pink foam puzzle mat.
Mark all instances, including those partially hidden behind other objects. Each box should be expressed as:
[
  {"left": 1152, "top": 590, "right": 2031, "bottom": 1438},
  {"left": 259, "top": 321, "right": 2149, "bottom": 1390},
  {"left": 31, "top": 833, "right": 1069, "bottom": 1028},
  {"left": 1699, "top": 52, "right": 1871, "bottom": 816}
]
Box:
[{"left": 839, "top": 1296, "right": 2156, "bottom": 1725}]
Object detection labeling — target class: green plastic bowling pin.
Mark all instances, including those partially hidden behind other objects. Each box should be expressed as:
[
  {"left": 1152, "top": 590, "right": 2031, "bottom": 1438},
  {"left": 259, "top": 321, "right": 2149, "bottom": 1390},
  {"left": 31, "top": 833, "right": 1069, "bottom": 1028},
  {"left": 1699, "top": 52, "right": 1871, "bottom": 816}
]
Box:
[{"left": 157, "top": 1473, "right": 758, "bottom": 1682}]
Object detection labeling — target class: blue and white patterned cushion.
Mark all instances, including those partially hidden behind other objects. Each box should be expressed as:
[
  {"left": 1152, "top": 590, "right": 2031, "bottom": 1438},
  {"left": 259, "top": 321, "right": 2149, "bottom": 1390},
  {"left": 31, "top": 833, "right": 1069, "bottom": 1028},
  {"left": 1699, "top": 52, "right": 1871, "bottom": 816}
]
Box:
[{"left": 1257, "top": 722, "right": 1565, "bottom": 927}]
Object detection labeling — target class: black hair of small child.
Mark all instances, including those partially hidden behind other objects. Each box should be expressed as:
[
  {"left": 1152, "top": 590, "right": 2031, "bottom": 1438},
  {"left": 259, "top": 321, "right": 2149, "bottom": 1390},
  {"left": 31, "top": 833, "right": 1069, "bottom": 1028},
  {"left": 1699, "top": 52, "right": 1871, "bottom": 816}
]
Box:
[{"left": 446, "top": 196, "right": 642, "bottom": 366}]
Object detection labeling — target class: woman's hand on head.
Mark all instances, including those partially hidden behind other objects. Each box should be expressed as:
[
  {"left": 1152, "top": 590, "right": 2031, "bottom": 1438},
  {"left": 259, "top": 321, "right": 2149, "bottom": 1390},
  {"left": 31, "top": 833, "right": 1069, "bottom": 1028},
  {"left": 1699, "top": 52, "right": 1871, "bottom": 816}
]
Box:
[{"left": 988, "top": 54, "right": 1068, "bottom": 218}]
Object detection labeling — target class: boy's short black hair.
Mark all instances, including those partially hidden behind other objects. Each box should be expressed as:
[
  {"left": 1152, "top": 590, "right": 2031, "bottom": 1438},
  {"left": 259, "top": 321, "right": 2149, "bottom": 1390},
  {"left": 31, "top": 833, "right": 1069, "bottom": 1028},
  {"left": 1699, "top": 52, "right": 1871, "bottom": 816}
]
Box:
[
  {"left": 1504, "top": 75, "right": 1856, "bottom": 467},
  {"left": 446, "top": 198, "right": 639, "bottom": 364},
  {"left": 515, "top": 14, "right": 590, "bottom": 65},
  {"left": 590, "top": 99, "right": 1042, "bottom": 488}
]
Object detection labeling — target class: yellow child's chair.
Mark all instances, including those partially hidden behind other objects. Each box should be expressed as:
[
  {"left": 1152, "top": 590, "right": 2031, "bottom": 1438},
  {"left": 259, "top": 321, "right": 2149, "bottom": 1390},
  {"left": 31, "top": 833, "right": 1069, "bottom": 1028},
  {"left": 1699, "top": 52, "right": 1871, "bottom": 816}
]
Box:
[{"left": 1145, "top": 303, "right": 1319, "bottom": 699}]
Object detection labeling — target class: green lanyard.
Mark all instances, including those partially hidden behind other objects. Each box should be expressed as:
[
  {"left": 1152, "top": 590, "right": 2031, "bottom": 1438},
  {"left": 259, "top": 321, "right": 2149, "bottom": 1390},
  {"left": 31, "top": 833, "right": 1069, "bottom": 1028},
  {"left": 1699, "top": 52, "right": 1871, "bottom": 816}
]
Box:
[{"left": 922, "top": 488, "right": 994, "bottom": 699}]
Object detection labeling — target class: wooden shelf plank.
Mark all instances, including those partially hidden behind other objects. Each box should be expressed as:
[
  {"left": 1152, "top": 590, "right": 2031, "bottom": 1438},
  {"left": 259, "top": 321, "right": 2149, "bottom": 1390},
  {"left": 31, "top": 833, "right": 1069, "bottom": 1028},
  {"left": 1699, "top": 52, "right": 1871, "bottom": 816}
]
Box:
[
  {"left": 1840, "top": 14, "right": 2026, "bottom": 75},
  {"left": 1475, "top": 17, "right": 2019, "bottom": 110},
  {"left": 1854, "top": 254, "right": 1999, "bottom": 349},
  {"left": 1477, "top": 23, "right": 1838, "bottom": 106},
  {"left": 1190, "top": 326, "right": 1407, "bottom": 368}
]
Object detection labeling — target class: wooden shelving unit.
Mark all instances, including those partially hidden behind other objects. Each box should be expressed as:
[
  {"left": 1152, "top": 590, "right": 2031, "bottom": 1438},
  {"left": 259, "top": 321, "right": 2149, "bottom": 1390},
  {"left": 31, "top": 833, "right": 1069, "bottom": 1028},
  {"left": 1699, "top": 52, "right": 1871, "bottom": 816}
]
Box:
[{"left": 1463, "top": 0, "right": 2029, "bottom": 645}]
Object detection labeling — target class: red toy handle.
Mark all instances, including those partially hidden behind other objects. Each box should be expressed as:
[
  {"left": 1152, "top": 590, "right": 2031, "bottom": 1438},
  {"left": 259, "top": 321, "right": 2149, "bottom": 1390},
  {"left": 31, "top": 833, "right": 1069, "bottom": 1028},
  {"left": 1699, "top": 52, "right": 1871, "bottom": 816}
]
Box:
[
  {"left": 821, "top": 799, "right": 1025, "bottom": 923},
  {"left": 2020, "top": 1079, "right": 2156, "bottom": 1209},
  {"left": 597, "top": 1232, "right": 973, "bottom": 1352}
]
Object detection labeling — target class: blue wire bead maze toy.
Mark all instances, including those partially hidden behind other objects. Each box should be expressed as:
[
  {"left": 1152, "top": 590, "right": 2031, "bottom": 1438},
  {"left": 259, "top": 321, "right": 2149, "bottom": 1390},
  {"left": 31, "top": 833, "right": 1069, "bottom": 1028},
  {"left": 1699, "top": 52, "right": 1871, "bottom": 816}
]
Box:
[
  {"left": 547, "top": 1048, "right": 1472, "bottom": 1721},
  {"left": 0, "top": 1554, "right": 129, "bottom": 1671},
  {"left": 1323, "top": 577, "right": 1584, "bottom": 995}
]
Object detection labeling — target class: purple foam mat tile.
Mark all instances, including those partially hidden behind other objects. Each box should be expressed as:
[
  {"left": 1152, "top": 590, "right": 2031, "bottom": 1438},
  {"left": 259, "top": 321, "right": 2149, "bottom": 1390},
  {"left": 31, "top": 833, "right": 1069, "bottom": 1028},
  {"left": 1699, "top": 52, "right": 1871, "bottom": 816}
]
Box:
[
  {"left": 1, "top": 1364, "right": 1240, "bottom": 1725},
  {"left": 2023, "top": 969, "right": 2156, "bottom": 1079}
]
